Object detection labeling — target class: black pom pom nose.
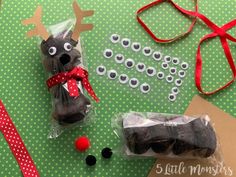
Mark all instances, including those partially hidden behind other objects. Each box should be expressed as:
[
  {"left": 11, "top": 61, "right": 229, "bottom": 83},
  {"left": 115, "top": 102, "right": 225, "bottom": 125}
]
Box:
[
  {"left": 101, "top": 147, "right": 113, "bottom": 159},
  {"left": 60, "top": 53, "right": 71, "bottom": 65},
  {"left": 85, "top": 155, "right": 96, "bottom": 166}
]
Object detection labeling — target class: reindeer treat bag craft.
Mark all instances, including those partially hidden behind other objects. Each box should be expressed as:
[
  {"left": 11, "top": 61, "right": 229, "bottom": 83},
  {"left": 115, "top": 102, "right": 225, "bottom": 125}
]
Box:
[{"left": 22, "top": 1, "right": 99, "bottom": 138}]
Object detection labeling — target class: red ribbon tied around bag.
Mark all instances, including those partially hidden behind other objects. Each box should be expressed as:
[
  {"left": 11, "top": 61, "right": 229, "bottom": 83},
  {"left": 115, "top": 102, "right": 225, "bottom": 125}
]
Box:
[
  {"left": 137, "top": 0, "right": 236, "bottom": 95},
  {"left": 46, "top": 67, "right": 99, "bottom": 102},
  {"left": 0, "top": 100, "right": 40, "bottom": 177}
]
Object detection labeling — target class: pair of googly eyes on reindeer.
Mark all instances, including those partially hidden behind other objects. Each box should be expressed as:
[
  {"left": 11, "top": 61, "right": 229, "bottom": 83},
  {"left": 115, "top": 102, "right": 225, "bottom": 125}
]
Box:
[
  {"left": 41, "top": 36, "right": 76, "bottom": 56},
  {"left": 40, "top": 34, "right": 81, "bottom": 68}
]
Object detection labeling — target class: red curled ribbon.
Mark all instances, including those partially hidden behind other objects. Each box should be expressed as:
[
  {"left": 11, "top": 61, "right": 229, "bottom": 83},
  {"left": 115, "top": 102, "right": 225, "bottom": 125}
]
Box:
[
  {"left": 46, "top": 67, "right": 99, "bottom": 102},
  {"left": 0, "top": 100, "right": 40, "bottom": 177},
  {"left": 137, "top": 0, "right": 236, "bottom": 95}
]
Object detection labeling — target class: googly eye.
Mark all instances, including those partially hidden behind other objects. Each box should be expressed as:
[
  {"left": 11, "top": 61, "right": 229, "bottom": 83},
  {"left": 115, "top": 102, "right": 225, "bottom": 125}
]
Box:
[
  {"left": 152, "top": 51, "right": 162, "bottom": 61},
  {"left": 96, "top": 65, "right": 106, "bottom": 76},
  {"left": 115, "top": 54, "right": 125, "bottom": 63},
  {"left": 169, "top": 67, "right": 177, "bottom": 75},
  {"left": 129, "top": 78, "right": 139, "bottom": 88},
  {"left": 136, "top": 62, "right": 146, "bottom": 72},
  {"left": 172, "top": 57, "right": 180, "bottom": 65},
  {"left": 64, "top": 42, "right": 72, "bottom": 51},
  {"left": 131, "top": 42, "right": 141, "bottom": 52},
  {"left": 48, "top": 46, "right": 57, "bottom": 56},
  {"left": 181, "top": 62, "right": 189, "bottom": 70},
  {"left": 140, "top": 83, "right": 150, "bottom": 93},
  {"left": 103, "top": 49, "right": 113, "bottom": 59},
  {"left": 146, "top": 67, "right": 156, "bottom": 77},
  {"left": 107, "top": 70, "right": 117, "bottom": 80},
  {"left": 178, "top": 70, "right": 186, "bottom": 78},
  {"left": 171, "top": 87, "right": 179, "bottom": 95},
  {"left": 162, "top": 62, "right": 169, "bottom": 70},
  {"left": 168, "top": 93, "right": 176, "bottom": 102},
  {"left": 157, "top": 71, "right": 165, "bottom": 80},
  {"left": 121, "top": 38, "right": 131, "bottom": 48},
  {"left": 125, "top": 58, "right": 135, "bottom": 68},
  {"left": 119, "top": 74, "right": 129, "bottom": 84},
  {"left": 164, "top": 56, "right": 171, "bottom": 63},
  {"left": 166, "top": 75, "right": 174, "bottom": 83},
  {"left": 142, "top": 47, "right": 152, "bottom": 56},
  {"left": 110, "top": 34, "right": 120, "bottom": 43},
  {"left": 175, "top": 78, "right": 183, "bottom": 86}
]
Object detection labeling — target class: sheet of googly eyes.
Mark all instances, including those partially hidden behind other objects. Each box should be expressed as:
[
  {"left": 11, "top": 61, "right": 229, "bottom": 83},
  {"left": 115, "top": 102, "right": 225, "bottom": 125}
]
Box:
[
  {"left": 103, "top": 49, "right": 113, "bottom": 59},
  {"left": 129, "top": 78, "right": 139, "bottom": 88},
  {"left": 125, "top": 58, "right": 135, "bottom": 68},
  {"left": 152, "top": 51, "right": 162, "bottom": 61},
  {"left": 121, "top": 38, "right": 131, "bottom": 48},
  {"left": 142, "top": 46, "right": 153, "bottom": 56},
  {"left": 146, "top": 67, "right": 156, "bottom": 77},
  {"left": 131, "top": 42, "right": 141, "bottom": 52},
  {"left": 140, "top": 83, "right": 150, "bottom": 94},
  {"left": 110, "top": 34, "right": 120, "bottom": 43},
  {"left": 96, "top": 65, "right": 106, "bottom": 76},
  {"left": 105, "top": 34, "right": 191, "bottom": 101},
  {"left": 107, "top": 70, "right": 118, "bottom": 80},
  {"left": 136, "top": 62, "right": 146, "bottom": 72},
  {"left": 119, "top": 74, "right": 129, "bottom": 84},
  {"left": 115, "top": 54, "right": 125, "bottom": 64}
]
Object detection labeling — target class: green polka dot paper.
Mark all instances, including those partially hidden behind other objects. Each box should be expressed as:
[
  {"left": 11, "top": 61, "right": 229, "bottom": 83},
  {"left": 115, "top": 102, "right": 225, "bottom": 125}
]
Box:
[{"left": 0, "top": 0, "right": 236, "bottom": 177}]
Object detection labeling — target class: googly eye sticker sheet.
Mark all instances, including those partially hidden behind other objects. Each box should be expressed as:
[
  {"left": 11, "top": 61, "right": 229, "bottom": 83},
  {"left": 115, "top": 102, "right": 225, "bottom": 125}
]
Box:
[{"left": 98, "top": 33, "right": 190, "bottom": 101}]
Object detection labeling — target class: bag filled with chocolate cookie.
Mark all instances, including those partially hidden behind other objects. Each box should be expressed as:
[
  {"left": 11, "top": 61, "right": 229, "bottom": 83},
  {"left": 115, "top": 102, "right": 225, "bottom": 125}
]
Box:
[
  {"left": 22, "top": 2, "right": 99, "bottom": 138},
  {"left": 113, "top": 112, "right": 220, "bottom": 160}
]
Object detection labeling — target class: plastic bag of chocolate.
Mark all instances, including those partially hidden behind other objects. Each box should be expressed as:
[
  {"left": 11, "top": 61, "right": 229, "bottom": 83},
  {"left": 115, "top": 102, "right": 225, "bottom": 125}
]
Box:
[
  {"left": 112, "top": 112, "right": 220, "bottom": 160},
  {"left": 22, "top": 2, "right": 99, "bottom": 138}
]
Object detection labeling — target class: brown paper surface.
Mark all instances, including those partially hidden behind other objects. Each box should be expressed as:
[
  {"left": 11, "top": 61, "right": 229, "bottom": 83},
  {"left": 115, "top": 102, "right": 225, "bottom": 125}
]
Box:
[{"left": 148, "top": 95, "right": 236, "bottom": 177}]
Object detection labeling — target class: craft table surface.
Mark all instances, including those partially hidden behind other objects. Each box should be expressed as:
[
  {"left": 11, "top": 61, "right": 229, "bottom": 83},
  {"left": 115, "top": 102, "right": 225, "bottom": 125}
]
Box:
[{"left": 0, "top": 0, "right": 236, "bottom": 177}]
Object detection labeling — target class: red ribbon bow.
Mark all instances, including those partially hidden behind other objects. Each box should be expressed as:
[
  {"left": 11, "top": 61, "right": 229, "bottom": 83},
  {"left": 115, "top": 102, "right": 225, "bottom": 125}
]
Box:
[
  {"left": 46, "top": 67, "right": 99, "bottom": 102},
  {"left": 137, "top": 0, "right": 236, "bottom": 95},
  {"left": 0, "top": 100, "right": 40, "bottom": 177}
]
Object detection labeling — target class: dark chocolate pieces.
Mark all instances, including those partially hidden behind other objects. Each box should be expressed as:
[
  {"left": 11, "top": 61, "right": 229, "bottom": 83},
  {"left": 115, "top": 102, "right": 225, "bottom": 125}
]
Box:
[{"left": 123, "top": 116, "right": 217, "bottom": 158}]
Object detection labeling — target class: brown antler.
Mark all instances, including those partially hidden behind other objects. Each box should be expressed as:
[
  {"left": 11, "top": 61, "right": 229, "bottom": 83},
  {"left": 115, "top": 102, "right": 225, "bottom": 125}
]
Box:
[
  {"left": 71, "top": 1, "right": 94, "bottom": 41},
  {"left": 22, "top": 6, "right": 49, "bottom": 41}
]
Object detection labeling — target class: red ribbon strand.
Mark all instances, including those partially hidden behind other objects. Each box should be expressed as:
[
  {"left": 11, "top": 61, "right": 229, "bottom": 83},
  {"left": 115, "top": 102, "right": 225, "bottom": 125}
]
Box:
[
  {"left": 46, "top": 67, "right": 99, "bottom": 102},
  {"left": 136, "top": 0, "right": 236, "bottom": 95},
  {"left": 0, "top": 100, "right": 40, "bottom": 177}
]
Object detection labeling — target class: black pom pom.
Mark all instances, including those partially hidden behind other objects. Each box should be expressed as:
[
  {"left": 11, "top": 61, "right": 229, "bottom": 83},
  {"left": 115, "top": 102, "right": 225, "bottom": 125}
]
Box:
[
  {"left": 101, "top": 147, "right": 113, "bottom": 159},
  {"left": 85, "top": 155, "right": 96, "bottom": 166}
]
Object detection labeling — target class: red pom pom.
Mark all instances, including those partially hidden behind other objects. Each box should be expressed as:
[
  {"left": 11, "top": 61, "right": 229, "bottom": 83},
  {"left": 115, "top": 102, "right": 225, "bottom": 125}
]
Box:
[{"left": 75, "top": 136, "right": 90, "bottom": 152}]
